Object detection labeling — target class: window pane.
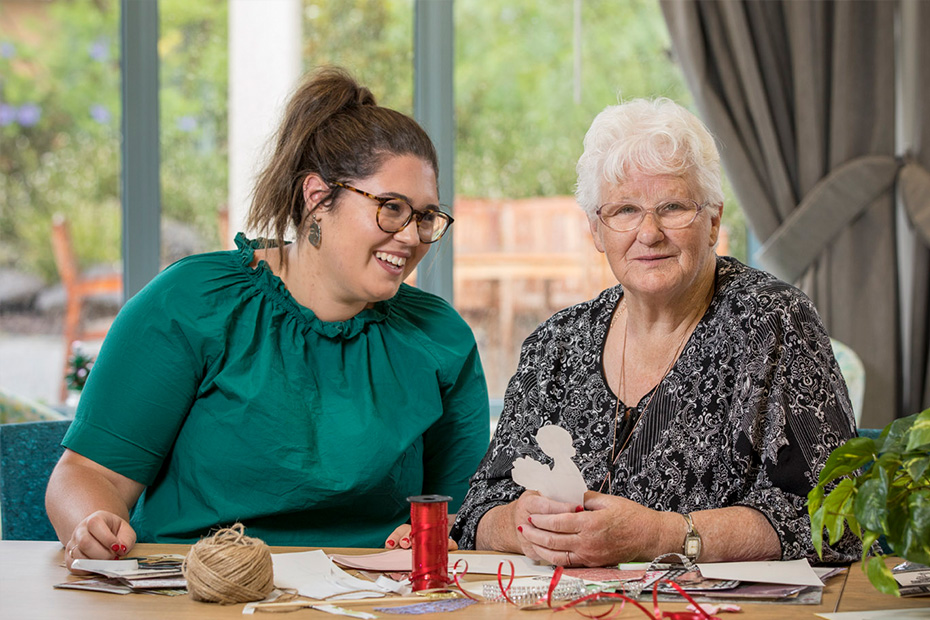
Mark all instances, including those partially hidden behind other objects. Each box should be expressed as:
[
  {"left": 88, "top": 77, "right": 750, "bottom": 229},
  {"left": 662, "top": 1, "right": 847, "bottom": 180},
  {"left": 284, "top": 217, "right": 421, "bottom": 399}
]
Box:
[
  {"left": 452, "top": 0, "right": 742, "bottom": 401},
  {"left": 0, "top": 0, "right": 121, "bottom": 412},
  {"left": 303, "top": 0, "right": 414, "bottom": 113},
  {"left": 159, "top": 0, "right": 229, "bottom": 258}
]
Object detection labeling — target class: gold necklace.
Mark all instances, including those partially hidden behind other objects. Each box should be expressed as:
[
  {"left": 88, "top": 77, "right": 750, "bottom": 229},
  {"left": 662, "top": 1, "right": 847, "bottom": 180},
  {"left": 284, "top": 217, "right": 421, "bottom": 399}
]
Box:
[{"left": 598, "top": 297, "right": 693, "bottom": 494}]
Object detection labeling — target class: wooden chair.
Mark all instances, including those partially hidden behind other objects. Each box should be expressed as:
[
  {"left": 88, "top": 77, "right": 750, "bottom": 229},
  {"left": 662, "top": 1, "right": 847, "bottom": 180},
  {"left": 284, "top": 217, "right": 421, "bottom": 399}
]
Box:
[
  {"left": 50, "top": 214, "right": 123, "bottom": 403},
  {"left": 453, "top": 197, "right": 615, "bottom": 381}
]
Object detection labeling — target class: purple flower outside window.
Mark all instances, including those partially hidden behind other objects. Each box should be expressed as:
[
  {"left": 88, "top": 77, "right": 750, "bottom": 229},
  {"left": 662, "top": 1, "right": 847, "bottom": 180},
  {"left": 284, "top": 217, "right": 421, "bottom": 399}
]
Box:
[
  {"left": 0, "top": 103, "right": 16, "bottom": 126},
  {"left": 89, "top": 38, "right": 109, "bottom": 62},
  {"left": 0, "top": 41, "right": 15, "bottom": 59},
  {"left": 177, "top": 116, "right": 197, "bottom": 132},
  {"left": 17, "top": 103, "right": 41, "bottom": 127},
  {"left": 90, "top": 104, "right": 111, "bottom": 124}
]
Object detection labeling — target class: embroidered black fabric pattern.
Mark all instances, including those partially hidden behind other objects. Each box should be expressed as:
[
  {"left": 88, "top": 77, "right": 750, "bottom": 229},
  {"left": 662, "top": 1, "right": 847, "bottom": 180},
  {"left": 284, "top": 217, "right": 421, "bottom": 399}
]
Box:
[{"left": 450, "top": 257, "right": 860, "bottom": 562}]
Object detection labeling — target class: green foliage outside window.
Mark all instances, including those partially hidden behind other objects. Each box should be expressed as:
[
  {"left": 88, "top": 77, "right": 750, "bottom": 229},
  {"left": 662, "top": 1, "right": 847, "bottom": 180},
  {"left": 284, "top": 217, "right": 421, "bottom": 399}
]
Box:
[
  {"left": 1, "top": 0, "right": 747, "bottom": 285},
  {"left": 1, "top": 0, "right": 227, "bottom": 282}
]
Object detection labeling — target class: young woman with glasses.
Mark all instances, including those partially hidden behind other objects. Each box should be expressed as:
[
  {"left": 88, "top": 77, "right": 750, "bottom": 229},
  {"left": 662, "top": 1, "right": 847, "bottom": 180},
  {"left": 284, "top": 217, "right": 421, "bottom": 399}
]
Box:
[{"left": 47, "top": 67, "right": 489, "bottom": 570}]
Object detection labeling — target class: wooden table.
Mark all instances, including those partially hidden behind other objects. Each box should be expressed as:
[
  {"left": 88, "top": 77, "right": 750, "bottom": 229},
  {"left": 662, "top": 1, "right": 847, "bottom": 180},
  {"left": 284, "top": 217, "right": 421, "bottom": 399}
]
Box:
[{"left": 1, "top": 541, "right": 926, "bottom": 619}]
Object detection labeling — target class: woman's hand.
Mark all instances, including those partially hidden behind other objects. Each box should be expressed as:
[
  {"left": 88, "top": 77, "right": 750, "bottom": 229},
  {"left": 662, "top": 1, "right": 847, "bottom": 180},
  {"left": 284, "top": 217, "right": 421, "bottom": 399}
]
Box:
[
  {"left": 475, "top": 491, "right": 582, "bottom": 555},
  {"left": 65, "top": 510, "right": 137, "bottom": 573},
  {"left": 516, "top": 491, "right": 683, "bottom": 567},
  {"left": 46, "top": 449, "right": 146, "bottom": 574},
  {"left": 384, "top": 523, "right": 459, "bottom": 551}
]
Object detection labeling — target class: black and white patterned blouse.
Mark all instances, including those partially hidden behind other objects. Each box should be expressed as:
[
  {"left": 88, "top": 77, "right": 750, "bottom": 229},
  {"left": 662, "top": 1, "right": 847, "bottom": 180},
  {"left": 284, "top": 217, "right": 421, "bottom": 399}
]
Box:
[{"left": 451, "top": 257, "right": 860, "bottom": 563}]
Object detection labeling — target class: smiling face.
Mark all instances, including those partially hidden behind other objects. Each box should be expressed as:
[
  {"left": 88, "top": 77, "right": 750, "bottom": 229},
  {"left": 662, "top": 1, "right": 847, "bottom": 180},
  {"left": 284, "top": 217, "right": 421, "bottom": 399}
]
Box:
[
  {"left": 589, "top": 171, "right": 721, "bottom": 304},
  {"left": 305, "top": 154, "right": 438, "bottom": 319}
]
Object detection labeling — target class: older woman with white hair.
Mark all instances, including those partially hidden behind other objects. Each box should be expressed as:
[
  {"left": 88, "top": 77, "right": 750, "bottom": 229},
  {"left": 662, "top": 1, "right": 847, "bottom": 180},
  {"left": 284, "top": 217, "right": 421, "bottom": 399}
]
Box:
[{"left": 450, "top": 98, "right": 860, "bottom": 567}]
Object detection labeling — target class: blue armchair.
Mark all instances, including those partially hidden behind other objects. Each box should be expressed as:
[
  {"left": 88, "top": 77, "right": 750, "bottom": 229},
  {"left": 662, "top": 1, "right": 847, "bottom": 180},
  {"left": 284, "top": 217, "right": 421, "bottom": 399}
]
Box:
[{"left": 0, "top": 419, "right": 71, "bottom": 540}]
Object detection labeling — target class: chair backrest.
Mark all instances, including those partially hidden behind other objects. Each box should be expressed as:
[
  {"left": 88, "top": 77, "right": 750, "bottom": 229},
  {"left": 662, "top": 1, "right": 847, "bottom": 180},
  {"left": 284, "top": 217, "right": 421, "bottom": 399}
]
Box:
[
  {"left": 0, "top": 419, "right": 71, "bottom": 540},
  {"left": 50, "top": 214, "right": 79, "bottom": 291},
  {"left": 830, "top": 338, "right": 866, "bottom": 425}
]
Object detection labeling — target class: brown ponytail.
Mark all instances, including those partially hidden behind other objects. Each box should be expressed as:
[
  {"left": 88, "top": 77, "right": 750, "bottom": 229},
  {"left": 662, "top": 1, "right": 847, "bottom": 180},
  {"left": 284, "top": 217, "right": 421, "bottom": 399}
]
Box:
[{"left": 246, "top": 66, "right": 438, "bottom": 265}]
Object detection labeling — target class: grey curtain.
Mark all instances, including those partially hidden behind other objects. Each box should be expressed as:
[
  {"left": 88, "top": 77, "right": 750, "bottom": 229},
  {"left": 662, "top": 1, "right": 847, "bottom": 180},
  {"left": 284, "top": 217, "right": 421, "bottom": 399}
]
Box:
[
  {"left": 902, "top": 0, "right": 930, "bottom": 415},
  {"left": 661, "top": 0, "right": 930, "bottom": 426}
]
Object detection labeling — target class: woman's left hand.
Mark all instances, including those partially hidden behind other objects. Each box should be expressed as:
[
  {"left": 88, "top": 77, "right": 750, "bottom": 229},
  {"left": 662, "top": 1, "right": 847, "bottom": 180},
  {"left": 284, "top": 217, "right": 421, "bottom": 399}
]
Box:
[
  {"left": 517, "top": 491, "right": 681, "bottom": 567},
  {"left": 384, "top": 524, "right": 458, "bottom": 551}
]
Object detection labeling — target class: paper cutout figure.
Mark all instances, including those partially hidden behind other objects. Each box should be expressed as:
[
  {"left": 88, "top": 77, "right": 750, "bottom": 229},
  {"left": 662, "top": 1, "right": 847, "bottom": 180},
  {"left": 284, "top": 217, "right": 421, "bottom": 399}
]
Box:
[{"left": 511, "top": 425, "right": 587, "bottom": 506}]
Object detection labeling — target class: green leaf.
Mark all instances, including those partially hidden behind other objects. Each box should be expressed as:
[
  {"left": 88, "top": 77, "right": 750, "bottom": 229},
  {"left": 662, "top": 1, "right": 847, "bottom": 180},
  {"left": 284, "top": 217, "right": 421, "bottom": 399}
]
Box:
[
  {"left": 865, "top": 556, "right": 900, "bottom": 596},
  {"left": 905, "top": 455, "right": 930, "bottom": 483},
  {"left": 808, "top": 485, "right": 824, "bottom": 517},
  {"left": 860, "top": 530, "right": 880, "bottom": 563},
  {"left": 899, "top": 490, "right": 930, "bottom": 566},
  {"left": 810, "top": 504, "right": 825, "bottom": 558},
  {"left": 818, "top": 437, "right": 876, "bottom": 484},
  {"left": 823, "top": 478, "right": 856, "bottom": 545},
  {"left": 884, "top": 413, "right": 919, "bottom": 453},
  {"left": 905, "top": 409, "right": 930, "bottom": 452},
  {"left": 854, "top": 468, "right": 889, "bottom": 533}
]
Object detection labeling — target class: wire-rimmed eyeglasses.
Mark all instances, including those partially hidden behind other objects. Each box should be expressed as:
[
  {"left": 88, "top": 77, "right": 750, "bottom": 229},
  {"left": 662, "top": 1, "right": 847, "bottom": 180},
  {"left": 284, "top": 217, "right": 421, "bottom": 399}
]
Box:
[
  {"left": 331, "top": 181, "right": 454, "bottom": 244},
  {"left": 596, "top": 198, "right": 704, "bottom": 232}
]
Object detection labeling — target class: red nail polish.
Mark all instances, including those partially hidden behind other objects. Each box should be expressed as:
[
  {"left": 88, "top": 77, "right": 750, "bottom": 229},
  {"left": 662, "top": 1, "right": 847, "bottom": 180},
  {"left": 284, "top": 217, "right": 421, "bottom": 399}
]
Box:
[
  {"left": 528, "top": 516, "right": 533, "bottom": 524},
  {"left": 111, "top": 544, "right": 120, "bottom": 552},
  {"left": 517, "top": 526, "right": 523, "bottom": 533},
  {"left": 387, "top": 539, "right": 396, "bottom": 547},
  {"left": 113, "top": 555, "right": 120, "bottom": 560},
  {"left": 576, "top": 505, "right": 584, "bottom": 513},
  {"left": 402, "top": 537, "right": 410, "bottom": 545},
  {"left": 120, "top": 545, "right": 127, "bottom": 554}
]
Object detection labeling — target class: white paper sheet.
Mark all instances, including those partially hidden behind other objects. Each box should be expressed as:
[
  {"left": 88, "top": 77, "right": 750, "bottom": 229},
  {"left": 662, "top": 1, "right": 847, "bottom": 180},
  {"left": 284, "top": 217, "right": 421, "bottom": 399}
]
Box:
[
  {"left": 271, "top": 550, "right": 392, "bottom": 600},
  {"left": 697, "top": 558, "right": 824, "bottom": 588},
  {"left": 815, "top": 609, "right": 930, "bottom": 619}
]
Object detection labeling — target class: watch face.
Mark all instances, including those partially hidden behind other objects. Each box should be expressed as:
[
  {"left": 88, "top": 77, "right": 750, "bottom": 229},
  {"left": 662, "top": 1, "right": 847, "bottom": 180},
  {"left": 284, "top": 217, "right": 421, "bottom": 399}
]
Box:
[{"left": 684, "top": 535, "right": 701, "bottom": 559}]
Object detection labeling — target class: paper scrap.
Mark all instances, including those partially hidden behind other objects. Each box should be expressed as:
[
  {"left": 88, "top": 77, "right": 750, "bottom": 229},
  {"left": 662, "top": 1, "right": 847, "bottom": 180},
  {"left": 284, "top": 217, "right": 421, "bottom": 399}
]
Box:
[
  {"left": 511, "top": 425, "right": 587, "bottom": 506},
  {"left": 70, "top": 558, "right": 139, "bottom": 574},
  {"left": 272, "top": 550, "right": 392, "bottom": 600},
  {"left": 312, "top": 604, "right": 378, "bottom": 619},
  {"left": 329, "top": 549, "right": 553, "bottom": 577},
  {"left": 697, "top": 558, "right": 824, "bottom": 588},
  {"left": 374, "top": 598, "right": 477, "bottom": 614},
  {"left": 815, "top": 610, "right": 930, "bottom": 619}
]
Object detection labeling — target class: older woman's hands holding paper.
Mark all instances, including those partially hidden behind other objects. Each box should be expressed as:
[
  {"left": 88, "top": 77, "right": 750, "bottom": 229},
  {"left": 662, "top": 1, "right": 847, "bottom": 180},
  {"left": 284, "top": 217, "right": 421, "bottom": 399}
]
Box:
[
  {"left": 515, "top": 492, "right": 681, "bottom": 567},
  {"left": 475, "top": 491, "right": 579, "bottom": 562}
]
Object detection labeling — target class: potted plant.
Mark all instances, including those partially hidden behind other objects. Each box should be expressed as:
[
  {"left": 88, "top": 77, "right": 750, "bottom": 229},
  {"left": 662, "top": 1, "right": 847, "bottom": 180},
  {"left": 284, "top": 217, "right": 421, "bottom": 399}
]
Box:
[
  {"left": 64, "top": 342, "right": 96, "bottom": 408},
  {"left": 809, "top": 407, "right": 930, "bottom": 594}
]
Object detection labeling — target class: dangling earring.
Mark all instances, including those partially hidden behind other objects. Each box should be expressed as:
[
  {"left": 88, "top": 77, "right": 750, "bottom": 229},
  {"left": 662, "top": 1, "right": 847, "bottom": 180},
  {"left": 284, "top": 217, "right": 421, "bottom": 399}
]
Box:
[{"left": 308, "top": 213, "right": 322, "bottom": 248}]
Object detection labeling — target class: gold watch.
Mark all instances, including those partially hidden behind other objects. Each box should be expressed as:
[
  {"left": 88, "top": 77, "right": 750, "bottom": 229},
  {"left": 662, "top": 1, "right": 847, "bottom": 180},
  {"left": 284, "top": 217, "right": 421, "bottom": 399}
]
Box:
[{"left": 682, "top": 513, "right": 702, "bottom": 560}]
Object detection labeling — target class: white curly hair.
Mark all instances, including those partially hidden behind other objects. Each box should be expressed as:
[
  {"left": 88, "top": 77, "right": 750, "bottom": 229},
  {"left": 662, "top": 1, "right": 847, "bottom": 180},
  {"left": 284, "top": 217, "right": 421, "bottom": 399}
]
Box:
[{"left": 575, "top": 98, "right": 724, "bottom": 220}]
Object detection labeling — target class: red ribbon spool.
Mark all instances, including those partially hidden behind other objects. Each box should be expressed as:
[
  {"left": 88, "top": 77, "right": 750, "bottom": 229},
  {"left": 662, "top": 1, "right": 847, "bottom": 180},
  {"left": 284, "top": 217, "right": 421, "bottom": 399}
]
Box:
[{"left": 407, "top": 494, "right": 451, "bottom": 591}]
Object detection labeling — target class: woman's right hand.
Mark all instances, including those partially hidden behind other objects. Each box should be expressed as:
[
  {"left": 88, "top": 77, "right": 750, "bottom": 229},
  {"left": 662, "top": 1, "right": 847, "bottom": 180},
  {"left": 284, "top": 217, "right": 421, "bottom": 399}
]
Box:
[
  {"left": 65, "top": 510, "right": 137, "bottom": 573},
  {"left": 46, "top": 449, "right": 145, "bottom": 575}
]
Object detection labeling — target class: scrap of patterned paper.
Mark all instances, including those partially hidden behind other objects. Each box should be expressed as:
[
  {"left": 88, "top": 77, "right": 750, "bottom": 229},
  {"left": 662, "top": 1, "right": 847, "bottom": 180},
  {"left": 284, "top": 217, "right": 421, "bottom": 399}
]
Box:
[{"left": 374, "top": 598, "right": 478, "bottom": 614}]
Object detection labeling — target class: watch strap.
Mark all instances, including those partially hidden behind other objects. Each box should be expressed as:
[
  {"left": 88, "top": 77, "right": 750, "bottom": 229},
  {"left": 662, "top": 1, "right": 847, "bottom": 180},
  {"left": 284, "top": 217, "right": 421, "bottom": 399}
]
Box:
[{"left": 682, "top": 513, "right": 702, "bottom": 560}]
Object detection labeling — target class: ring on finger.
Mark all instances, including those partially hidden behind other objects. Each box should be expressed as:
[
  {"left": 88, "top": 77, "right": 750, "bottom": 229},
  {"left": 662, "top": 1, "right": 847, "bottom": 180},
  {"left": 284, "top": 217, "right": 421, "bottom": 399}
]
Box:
[
  {"left": 565, "top": 551, "right": 571, "bottom": 566},
  {"left": 68, "top": 545, "right": 76, "bottom": 559}
]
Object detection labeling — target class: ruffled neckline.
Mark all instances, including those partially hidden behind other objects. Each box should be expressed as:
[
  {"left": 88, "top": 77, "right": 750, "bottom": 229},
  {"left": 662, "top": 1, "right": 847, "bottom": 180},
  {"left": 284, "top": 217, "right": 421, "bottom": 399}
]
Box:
[{"left": 234, "top": 233, "right": 392, "bottom": 339}]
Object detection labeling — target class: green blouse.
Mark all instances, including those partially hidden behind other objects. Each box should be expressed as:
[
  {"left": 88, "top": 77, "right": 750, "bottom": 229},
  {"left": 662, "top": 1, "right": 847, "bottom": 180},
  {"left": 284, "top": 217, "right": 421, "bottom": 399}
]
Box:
[{"left": 63, "top": 234, "right": 490, "bottom": 547}]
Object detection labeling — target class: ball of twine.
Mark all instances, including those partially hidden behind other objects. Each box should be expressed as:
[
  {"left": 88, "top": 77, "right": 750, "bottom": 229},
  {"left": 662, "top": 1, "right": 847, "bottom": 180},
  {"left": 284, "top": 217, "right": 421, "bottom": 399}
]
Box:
[{"left": 182, "top": 523, "right": 274, "bottom": 604}]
